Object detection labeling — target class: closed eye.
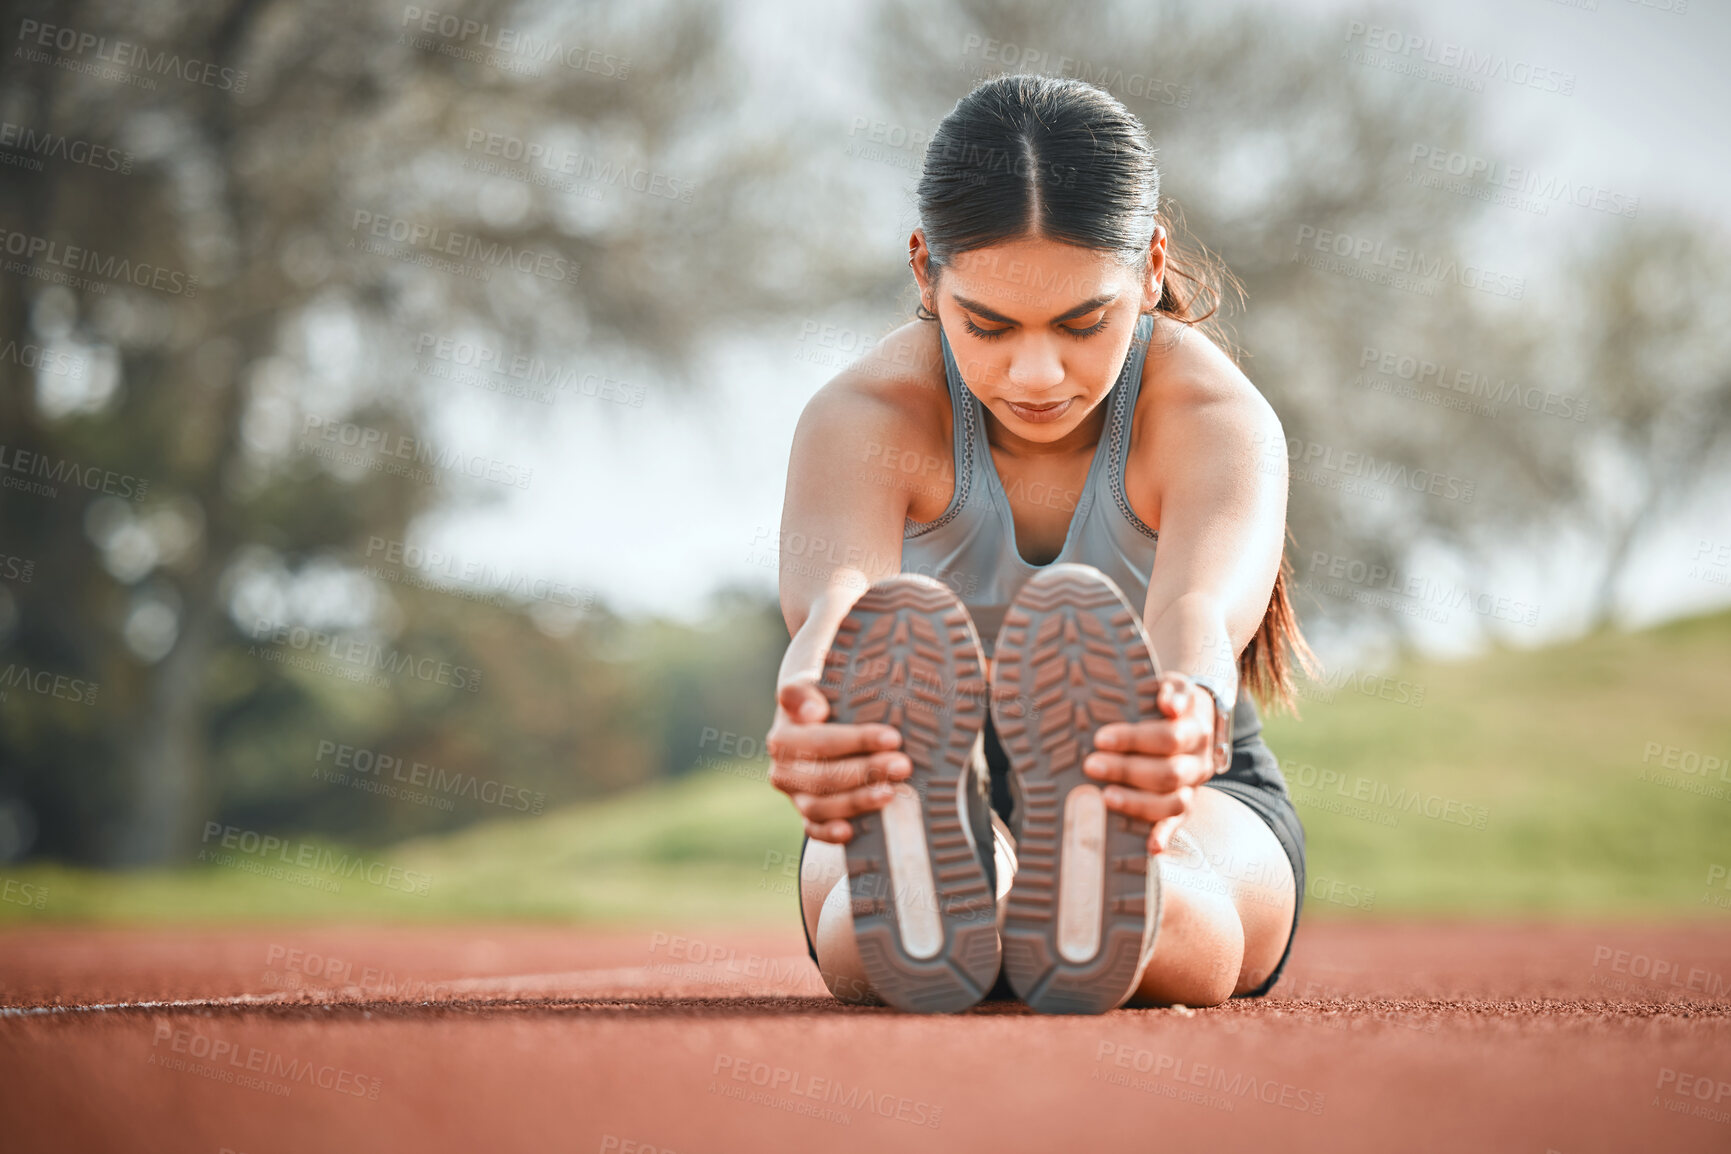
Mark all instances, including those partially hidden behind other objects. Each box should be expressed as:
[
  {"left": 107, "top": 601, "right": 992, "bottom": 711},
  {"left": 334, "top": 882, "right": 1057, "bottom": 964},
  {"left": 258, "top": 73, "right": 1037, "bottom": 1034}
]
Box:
[
  {"left": 961, "top": 313, "right": 1110, "bottom": 340},
  {"left": 1064, "top": 314, "right": 1109, "bottom": 337}
]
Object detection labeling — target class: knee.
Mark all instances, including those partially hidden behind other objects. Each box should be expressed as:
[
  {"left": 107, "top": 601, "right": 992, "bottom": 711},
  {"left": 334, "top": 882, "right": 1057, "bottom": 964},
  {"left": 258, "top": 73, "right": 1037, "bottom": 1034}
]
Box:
[
  {"left": 800, "top": 838, "right": 846, "bottom": 938},
  {"left": 1130, "top": 858, "right": 1245, "bottom": 1008},
  {"left": 813, "top": 877, "right": 881, "bottom": 1006}
]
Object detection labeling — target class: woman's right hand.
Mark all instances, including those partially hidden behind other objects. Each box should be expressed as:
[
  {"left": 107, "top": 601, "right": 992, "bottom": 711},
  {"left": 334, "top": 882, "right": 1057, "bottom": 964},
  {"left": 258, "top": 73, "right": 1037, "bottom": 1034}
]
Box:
[{"left": 766, "top": 678, "right": 911, "bottom": 844}]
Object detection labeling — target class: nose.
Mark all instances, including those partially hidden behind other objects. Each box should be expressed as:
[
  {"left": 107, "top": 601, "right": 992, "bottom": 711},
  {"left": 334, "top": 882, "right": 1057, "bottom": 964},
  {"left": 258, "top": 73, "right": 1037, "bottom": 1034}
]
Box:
[{"left": 1004, "top": 335, "right": 1065, "bottom": 394}]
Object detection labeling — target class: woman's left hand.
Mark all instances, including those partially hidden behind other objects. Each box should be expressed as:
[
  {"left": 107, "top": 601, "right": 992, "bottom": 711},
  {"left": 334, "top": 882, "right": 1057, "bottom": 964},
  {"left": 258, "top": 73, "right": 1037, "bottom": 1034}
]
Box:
[{"left": 1082, "top": 672, "right": 1220, "bottom": 855}]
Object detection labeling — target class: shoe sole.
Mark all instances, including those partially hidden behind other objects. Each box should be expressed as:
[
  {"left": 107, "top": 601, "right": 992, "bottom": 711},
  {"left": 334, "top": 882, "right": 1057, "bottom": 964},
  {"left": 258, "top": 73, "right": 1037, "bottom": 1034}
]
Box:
[
  {"left": 992, "top": 564, "right": 1163, "bottom": 1015},
  {"left": 818, "top": 574, "right": 1000, "bottom": 1013}
]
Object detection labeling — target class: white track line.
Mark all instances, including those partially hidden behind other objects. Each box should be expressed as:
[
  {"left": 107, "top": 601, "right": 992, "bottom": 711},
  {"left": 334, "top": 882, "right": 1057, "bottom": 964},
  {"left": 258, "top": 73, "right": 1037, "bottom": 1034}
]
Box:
[
  {"left": 1, "top": 993, "right": 295, "bottom": 1018},
  {"left": 0, "top": 957, "right": 819, "bottom": 1017}
]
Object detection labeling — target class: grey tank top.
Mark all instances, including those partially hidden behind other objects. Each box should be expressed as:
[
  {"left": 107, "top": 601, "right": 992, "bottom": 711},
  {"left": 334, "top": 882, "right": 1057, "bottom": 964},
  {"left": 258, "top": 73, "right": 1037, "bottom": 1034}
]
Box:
[{"left": 901, "top": 311, "right": 1160, "bottom": 658}]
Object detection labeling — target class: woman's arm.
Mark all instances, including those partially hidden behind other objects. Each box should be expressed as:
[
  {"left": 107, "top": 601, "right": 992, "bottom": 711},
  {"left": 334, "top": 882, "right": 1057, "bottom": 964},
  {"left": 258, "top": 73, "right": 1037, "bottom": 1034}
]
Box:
[
  {"left": 766, "top": 366, "right": 942, "bottom": 842},
  {"left": 1139, "top": 357, "right": 1288, "bottom": 706},
  {"left": 1083, "top": 335, "right": 1290, "bottom": 851}
]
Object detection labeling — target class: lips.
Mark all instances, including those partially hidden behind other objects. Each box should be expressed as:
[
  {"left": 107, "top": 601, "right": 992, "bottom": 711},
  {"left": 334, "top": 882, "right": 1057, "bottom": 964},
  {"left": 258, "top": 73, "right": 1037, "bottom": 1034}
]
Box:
[{"left": 1005, "top": 397, "right": 1074, "bottom": 424}]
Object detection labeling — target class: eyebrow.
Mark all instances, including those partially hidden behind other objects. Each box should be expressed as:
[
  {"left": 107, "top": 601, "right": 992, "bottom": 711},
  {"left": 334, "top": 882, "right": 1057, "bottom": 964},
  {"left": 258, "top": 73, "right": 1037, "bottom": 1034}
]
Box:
[{"left": 951, "top": 293, "right": 1118, "bottom": 326}]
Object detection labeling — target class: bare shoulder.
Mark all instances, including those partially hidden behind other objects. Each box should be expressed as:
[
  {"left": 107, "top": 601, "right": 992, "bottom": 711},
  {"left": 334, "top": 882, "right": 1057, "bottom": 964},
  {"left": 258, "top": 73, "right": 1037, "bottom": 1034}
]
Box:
[
  {"left": 1137, "top": 320, "right": 1282, "bottom": 453},
  {"left": 795, "top": 320, "right": 952, "bottom": 460}
]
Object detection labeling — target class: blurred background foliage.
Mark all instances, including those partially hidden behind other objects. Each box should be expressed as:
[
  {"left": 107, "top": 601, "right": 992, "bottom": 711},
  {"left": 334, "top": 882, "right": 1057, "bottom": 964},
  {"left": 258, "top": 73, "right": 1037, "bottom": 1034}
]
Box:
[{"left": 0, "top": 0, "right": 1726, "bottom": 917}]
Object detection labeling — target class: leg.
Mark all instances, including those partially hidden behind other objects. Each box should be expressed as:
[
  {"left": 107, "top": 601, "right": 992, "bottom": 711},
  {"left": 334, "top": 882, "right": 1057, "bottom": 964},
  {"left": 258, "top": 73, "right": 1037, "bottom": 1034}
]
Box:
[
  {"left": 1125, "top": 786, "right": 1296, "bottom": 1007},
  {"left": 799, "top": 816, "right": 1019, "bottom": 1006},
  {"left": 800, "top": 837, "right": 881, "bottom": 1005}
]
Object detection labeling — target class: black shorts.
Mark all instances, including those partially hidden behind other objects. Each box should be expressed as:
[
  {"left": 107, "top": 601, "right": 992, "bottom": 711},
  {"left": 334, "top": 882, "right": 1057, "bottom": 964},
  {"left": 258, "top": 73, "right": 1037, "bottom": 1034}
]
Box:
[{"left": 799, "top": 693, "right": 1306, "bottom": 1000}]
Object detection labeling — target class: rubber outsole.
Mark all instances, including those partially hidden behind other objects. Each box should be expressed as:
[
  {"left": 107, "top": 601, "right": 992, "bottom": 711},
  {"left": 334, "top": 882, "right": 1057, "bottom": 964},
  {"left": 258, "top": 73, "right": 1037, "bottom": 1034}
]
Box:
[
  {"left": 992, "top": 564, "right": 1164, "bottom": 1015},
  {"left": 818, "top": 574, "right": 1000, "bottom": 1013}
]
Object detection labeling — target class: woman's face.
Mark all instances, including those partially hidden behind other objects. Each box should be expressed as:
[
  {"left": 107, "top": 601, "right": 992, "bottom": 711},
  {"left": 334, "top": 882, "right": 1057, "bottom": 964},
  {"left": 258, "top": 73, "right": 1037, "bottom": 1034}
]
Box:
[{"left": 911, "top": 229, "right": 1165, "bottom": 445}]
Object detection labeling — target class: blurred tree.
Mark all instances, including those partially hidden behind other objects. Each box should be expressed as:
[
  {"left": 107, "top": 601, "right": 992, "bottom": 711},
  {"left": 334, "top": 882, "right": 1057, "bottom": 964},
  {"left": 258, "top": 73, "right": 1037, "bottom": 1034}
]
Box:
[
  {"left": 1557, "top": 221, "right": 1731, "bottom": 629},
  {"left": 0, "top": 0, "right": 856, "bottom": 865}
]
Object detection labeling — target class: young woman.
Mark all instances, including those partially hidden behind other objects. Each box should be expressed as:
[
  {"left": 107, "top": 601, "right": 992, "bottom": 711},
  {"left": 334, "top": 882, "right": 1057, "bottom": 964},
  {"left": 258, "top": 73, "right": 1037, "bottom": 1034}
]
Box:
[{"left": 765, "top": 74, "right": 1314, "bottom": 1014}]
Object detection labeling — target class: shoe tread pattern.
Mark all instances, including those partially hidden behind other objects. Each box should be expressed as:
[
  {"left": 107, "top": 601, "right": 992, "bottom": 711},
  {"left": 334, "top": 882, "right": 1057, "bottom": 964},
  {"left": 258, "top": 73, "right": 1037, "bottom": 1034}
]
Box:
[
  {"left": 992, "top": 565, "right": 1163, "bottom": 1015},
  {"left": 818, "top": 575, "right": 999, "bottom": 1013}
]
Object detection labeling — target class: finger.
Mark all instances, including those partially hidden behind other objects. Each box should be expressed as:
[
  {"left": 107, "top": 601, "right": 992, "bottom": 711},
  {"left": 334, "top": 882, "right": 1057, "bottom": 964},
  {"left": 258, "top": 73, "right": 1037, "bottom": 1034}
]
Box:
[
  {"left": 793, "top": 782, "right": 898, "bottom": 823},
  {"left": 1083, "top": 751, "right": 1212, "bottom": 793},
  {"left": 1155, "top": 676, "right": 1191, "bottom": 721},
  {"left": 1095, "top": 718, "right": 1209, "bottom": 759},
  {"left": 769, "top": 719, "right": 902, "bottom": 764},
  {"left": 778, "top": 680, "right": 828, "bottom": 725},
  {"left": 1148, "top": 814, "right": 1184, "bottom": 855},
  {"left": 771, "top": 750, "right": 912, "bottom": 795},
  {"left": 1100, "top": 784, "right": 1192, "bottom": 826},
  {"left": 803, "top": 816, "right": 853, "bottom": 844}
]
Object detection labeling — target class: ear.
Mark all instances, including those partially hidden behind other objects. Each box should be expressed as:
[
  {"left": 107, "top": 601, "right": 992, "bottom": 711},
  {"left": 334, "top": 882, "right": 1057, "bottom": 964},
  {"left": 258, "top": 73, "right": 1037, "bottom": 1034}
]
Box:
[
  {"left": 909, "top": 229, "right": 934, "bottom": 299},
  {"left": 1143, "top": 224, "right": 1168, "bottom": 311}
]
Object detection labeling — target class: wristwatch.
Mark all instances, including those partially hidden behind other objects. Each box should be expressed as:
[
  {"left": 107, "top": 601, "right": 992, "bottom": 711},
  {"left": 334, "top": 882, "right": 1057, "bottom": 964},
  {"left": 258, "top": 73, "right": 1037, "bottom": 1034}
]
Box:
[{"left": 1185, "top": 674, "right": 1234, "bottom": 780}]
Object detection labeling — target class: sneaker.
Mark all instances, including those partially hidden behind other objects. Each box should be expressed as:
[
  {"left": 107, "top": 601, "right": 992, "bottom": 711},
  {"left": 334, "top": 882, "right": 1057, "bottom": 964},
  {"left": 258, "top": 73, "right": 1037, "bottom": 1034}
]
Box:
[
  {"left": 991, "top": 563, "right": 1164, "bottom": 1014},
  {"left": 817, "top": 573, "right": 1001, "bottom": 1013}
]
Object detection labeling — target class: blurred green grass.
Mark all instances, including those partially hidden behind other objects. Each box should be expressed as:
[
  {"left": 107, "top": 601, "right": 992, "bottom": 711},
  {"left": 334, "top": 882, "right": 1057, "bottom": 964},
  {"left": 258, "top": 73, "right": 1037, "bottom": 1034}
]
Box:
[{"left": 2, "top": 609, "right": 1728, "bottom": 925}]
